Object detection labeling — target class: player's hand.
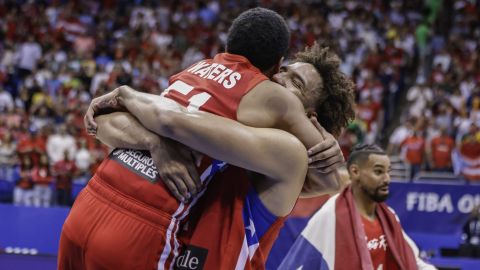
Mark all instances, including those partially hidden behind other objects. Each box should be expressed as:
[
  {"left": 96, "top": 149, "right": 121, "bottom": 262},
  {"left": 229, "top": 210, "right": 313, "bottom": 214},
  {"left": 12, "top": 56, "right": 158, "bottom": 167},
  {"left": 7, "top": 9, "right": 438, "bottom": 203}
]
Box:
[
  {"left": 150, "top": 140, "right": 201, "bottom": 202},
  {"left": 307, "top": 116, "right": 345, "bottom": 173},
  {"left": 84, "top": 90, "right": 122, "bottom": 136}
]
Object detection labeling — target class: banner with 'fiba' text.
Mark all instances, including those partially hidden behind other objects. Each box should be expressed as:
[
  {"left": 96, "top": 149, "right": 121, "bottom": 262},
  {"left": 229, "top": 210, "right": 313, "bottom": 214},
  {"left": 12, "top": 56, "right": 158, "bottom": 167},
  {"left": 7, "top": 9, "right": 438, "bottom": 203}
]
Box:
[{"left": 387, "top": 181, "right": 480, "bottom": 234}]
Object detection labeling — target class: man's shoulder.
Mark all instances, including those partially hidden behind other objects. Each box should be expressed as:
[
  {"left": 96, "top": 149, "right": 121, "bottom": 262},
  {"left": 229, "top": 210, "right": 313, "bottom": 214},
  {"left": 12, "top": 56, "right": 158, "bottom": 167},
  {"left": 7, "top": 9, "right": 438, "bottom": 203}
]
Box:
[
  {"left": 250, "top": 81, "right": 300, "bottom": 108},
  {"left": 238, "top": 80, "right": 299, "bottom": 125},
  {"left": 250, "top": 80, "right": 284, "bottom": 93}
]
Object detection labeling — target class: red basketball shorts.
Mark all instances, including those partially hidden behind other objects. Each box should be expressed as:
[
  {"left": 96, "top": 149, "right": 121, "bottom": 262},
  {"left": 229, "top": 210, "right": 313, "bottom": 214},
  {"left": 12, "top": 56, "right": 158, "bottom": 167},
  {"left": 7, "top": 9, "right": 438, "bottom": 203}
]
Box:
[{"left": 58, "top": 176, "right": 176, "bottom": 270}]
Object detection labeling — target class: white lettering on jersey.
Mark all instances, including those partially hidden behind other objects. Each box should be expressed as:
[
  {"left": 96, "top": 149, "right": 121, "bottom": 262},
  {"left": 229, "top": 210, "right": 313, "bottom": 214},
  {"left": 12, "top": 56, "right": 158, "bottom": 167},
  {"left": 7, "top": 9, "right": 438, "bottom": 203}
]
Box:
[
  {"left": 163, "top": 80, "right": 212, "bottom": 112},
  {"left": 366, "top": 235, "right": 387, "bottom": 251},
  {"left": 214, "top": 68, "right": 233, "bottom": 84},
  {"left": 187, "top": 61, "right": 242, "bottom": 89},
  {"left": 223, "top": 72, "right": 241, "bottom": 89},
  {"left": 207, "top": 64, "right": 225, "bottom": 79},
  {"left": 187, "top": 61, "right": 211, "bottom": 73}
]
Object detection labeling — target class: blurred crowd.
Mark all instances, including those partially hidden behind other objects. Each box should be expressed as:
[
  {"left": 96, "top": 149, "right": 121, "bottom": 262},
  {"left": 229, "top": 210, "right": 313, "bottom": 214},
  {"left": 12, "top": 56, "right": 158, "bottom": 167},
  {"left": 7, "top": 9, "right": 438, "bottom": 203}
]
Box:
[
  {"left": 385, "top": 0, "right": 480, "bottom": 181},
  {"left": 0, "top": 0, "right": 477, "bottom": 207}
]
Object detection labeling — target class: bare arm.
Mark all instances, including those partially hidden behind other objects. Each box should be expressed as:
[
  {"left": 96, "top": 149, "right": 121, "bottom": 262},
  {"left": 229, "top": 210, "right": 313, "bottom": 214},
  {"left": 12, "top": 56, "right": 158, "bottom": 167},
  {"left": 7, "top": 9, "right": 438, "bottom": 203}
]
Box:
[
  {"left": 237, "top": 81, "right": 344, "bottom": 196},
  {"left": 113, "top": 86, "right": 307, "bottom": 182},
  {"left": 95, "top": 112, "right": 159, "bottom": 150},
  {"left": 94, "top": 112, "right": 201, "bottom": 201},
  {"left": 111, "top": 85, "right": 308, "bottom": 215}
]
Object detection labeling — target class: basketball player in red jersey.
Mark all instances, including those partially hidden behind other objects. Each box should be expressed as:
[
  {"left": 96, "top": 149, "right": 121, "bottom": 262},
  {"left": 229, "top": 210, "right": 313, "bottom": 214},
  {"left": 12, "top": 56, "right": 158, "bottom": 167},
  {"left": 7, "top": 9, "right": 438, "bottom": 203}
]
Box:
[
  {"left": 86, "top": 44, "right": 355, "bottom": 270},
  {"left": 60, "top": 8, "right": 351, "bottom": 270}
]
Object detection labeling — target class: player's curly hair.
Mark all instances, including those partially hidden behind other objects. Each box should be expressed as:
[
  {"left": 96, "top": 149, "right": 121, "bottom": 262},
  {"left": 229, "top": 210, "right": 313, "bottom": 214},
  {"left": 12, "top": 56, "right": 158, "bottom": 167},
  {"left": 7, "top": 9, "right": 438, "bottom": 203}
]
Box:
[
  {"left": 227, "top": 7, "right": 290, "bottom": 72},
  {"left": 294, "top": 43, "right": 356, "bottom": 137}
]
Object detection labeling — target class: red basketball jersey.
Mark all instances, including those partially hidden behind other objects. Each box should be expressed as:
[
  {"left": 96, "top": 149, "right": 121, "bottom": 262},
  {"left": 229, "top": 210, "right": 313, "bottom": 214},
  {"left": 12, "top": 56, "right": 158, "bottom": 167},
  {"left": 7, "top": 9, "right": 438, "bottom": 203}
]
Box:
[
  {"left": 93, "top": 53, "right": 268, "bottom": 268},
  {"left": 176, "top": 167, "right": 286, "bottom": 270}
]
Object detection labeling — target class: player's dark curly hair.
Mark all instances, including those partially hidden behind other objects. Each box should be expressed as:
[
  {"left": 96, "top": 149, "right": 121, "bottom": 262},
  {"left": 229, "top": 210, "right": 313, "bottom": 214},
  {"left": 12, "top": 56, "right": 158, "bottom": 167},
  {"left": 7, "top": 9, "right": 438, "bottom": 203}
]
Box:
[
  {"left": 294, "top": 43, "right": 356, "bottom": 137},
  {"left": 347, "top": 144, "right": 386, "bottom": 169},
  {"left": 227, "top": 7, "right": 290, "bottom": 72}
]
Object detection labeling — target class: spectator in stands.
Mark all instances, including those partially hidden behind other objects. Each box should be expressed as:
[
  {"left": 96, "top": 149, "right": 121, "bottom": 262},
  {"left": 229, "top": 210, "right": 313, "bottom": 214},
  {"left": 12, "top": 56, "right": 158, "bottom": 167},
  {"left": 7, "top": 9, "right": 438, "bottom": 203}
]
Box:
[
  {"left": 415, "top": 20, "right": 431, "bottom": 69},
  {"left": 46, "top": 124, "right": 76, "bottom": 164},
  {"left": 433, "top": 103, "right": 454, "bottom": 136},
  {"left": 460, "top": 73, "right": 476, "bottom": 101},
  {"left": 53, "top": 150, "right": 76, "bottom": 206},
  {"left": 0, "top": 86, "right": 14, "bottom": 112},
  {"left": 432, "top": 48, "right": 452, "bottom": 73},
  {"left": 470, "top": 97, "right": 480, "bottom": 127},
  {"left": 454, "top": 107, "right": 473, "bottom": 144},
  {"left": 0, "top": 131, "right": 18, "bottom": 182},
  {"left": 74, "top": 139, "right": 91, "bottom": 184},
  {"left": 449, "top": 88, "right": 466, "bottom": 113},
  {"left": 356, "top": 94, "right": 382, "bottom": 144},
  {"left": 387, "top": 116, "right": 416, "bottom": 155},
  {"left": 406, "top": 77, "right": 433, "bottom": 118},
  {"left": 30, "top": 105, "right": 54, "bottom": 132},
  {"left": 13, "top": 156, "right": 34, "bottom": 206},
  {"left": 427, "top": 127, "right": 455, "bottom": 172},
  {"left": 456, "top": 122, "right": 480, "bottom": 181},
  {"left": 400, "top": 130, "right": 426, "bottom": 180},
  {"left": 15, "top": 35, "right": 42, "bottom": 79},
  {"left": 338, "top": 124, "right": 364, "bottom": 160},
  {"left": 16, "top": 128, "right": 46, "bottom": 166},
  {"left": 460, "top": 205, "right": 480, "bottom": 258},
  {"left": 31, "top": 154, "right": 53, "bottom": 207}
]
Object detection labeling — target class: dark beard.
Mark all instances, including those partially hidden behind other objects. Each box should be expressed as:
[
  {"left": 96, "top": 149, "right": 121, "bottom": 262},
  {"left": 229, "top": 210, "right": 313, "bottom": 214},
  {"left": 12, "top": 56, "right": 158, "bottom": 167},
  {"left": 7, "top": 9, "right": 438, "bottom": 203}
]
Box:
[{"left": 362, "top": 185, "right": 389, "bottom": 203}]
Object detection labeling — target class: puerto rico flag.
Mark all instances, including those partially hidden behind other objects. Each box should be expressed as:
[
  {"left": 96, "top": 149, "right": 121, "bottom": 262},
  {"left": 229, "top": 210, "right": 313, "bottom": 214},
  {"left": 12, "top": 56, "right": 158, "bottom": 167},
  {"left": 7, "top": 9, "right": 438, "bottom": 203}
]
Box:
[
  {"left": 235, "top": 188, "right": 285, "bottom": 270},
  {"left": 452, "top": 148, "right": 480, "bottom": 181},
  {"left": 279, "top": 186, "right": 424, "bottom": 270}
]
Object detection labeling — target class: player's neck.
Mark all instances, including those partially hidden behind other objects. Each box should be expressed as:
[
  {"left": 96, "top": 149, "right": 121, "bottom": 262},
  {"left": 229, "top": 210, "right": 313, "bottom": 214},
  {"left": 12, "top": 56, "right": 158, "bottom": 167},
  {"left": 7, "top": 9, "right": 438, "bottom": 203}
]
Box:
[
  {"left": 352, "top": 188, "right": 377, "bottom": 220},
  {"left": 263, "top": 66, "right": 277, "bottom": 79}
]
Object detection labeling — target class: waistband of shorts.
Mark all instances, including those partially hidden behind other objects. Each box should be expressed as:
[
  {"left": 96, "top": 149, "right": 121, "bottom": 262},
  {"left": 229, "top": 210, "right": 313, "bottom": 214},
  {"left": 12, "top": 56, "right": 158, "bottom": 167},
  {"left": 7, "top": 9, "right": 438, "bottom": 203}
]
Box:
[{"left": 87, "top": 175, "right": 173, "bottom": 229}]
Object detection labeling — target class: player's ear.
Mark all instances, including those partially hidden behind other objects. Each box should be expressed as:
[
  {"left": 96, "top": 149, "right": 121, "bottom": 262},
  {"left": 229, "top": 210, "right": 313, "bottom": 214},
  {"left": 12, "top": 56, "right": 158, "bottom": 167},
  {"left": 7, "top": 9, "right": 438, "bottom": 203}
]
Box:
[
  {"left": 349, "top": 164, "right": 360, "bottom": 180},
  {"left": 273, "top": 57, "right": 284, "bottom": 73},
  {"left": 306, "top": 110, "right": 317, "bottom": 118}
]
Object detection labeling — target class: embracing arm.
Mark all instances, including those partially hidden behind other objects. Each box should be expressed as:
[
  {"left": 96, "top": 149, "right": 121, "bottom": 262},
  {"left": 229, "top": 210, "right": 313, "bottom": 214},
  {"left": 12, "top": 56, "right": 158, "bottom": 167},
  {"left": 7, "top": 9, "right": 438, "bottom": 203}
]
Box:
[
  {"left": 86, "top": 86, "right": 308, "bottom": 214},
  {"left": 112, "top": 86, "right": 307, "bottom": 185},
  {"left": 95, "top": 112, "right": 159, "bottom": 150},
  {"left": 93, "top": 112, "right": 201, "bottom": 201},
  {"left": 237, "top": 81, "right": 344, "bottom": 196}
]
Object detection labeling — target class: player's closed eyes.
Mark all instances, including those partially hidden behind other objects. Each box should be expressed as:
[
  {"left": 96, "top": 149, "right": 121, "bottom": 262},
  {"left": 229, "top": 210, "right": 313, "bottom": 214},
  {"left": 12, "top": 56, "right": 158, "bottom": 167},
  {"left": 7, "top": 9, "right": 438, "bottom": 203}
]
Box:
[{"left": 293, "top": 78, "right": 303, "bottom": 89}]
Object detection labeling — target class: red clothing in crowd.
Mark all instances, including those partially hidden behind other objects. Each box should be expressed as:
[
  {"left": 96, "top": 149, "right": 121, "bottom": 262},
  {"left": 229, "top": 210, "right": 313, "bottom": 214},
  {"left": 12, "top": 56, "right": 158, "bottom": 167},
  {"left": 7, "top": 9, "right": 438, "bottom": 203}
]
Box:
[
  {"left": 54, "top": 159, "right": 77, "bottom": 190},
  {"left": 430, "top": 135, "right": 454, "bottom": 169},
  {"left": 459, "top": 134, "right": 480, "bottom": 159},
  {"left": 31, "top": 166, "right": 53, "bottom": 186},
  {"left": 401, "top": 135, "right": 425, "bottom": 165},
  {"left": 17, "top": 168, "right": 33, "bottom": 189},
  {"left": 357, "top": 101, "right": 381, "bottom": 132},
  {"left": 17, "top": 135, "right": 46, "bottom": 165},
  {"left": 458, "top": 134, "right": 480, "bottom": 181}
]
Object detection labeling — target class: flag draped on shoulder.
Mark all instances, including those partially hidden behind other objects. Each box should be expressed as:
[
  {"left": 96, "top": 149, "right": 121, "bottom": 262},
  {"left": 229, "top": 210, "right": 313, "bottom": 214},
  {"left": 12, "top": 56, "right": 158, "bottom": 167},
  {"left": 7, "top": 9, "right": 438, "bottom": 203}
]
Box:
[{"left": 279, "top": 186, "right": 417, "bottom": 270}]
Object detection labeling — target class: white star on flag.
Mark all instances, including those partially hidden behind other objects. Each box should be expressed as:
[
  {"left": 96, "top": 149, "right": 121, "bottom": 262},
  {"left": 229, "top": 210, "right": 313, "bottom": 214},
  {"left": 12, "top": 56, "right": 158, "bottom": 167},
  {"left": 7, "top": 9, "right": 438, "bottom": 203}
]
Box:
[{"left": 245, "top": 219, "right": 256, "bottom": 237}]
